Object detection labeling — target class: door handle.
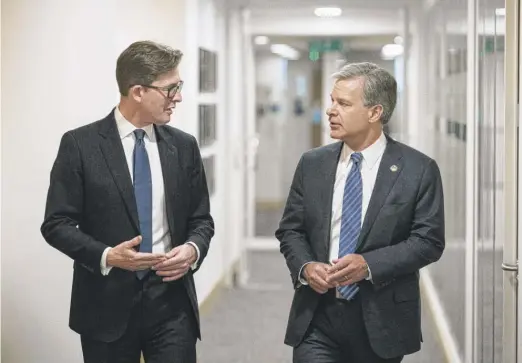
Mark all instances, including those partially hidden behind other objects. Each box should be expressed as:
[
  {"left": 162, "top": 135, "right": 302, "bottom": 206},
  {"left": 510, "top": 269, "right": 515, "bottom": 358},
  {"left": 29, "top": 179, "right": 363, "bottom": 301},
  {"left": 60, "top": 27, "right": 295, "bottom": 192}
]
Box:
[{"left": 502, "top": 262, "right": 518, "bottom": 272}]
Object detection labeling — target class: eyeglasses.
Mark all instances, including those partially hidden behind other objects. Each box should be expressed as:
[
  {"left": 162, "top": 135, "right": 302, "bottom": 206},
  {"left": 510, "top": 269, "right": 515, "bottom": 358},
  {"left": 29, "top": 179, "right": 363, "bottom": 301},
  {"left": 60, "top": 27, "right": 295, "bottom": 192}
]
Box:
[{"left": 139, "top": 80, "right": 184, "bottom": 99}]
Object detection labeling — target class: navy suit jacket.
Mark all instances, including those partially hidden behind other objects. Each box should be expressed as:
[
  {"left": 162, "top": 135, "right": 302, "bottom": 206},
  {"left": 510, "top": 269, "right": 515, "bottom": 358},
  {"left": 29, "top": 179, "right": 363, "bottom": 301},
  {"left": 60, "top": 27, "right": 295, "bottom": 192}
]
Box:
[{"left": 41, "top": 110, "right": 214, "bottom": 342}]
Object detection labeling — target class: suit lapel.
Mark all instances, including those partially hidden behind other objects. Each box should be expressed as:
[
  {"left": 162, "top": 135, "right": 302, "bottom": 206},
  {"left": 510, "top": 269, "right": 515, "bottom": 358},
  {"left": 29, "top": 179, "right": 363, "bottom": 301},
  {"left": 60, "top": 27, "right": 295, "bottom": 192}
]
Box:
[
  {"left": 98, "top": 114, "right": 140, "bottom": 231},
  {"left": 155, "top": 126, "right": 180, "bottom": 243},
  {"left": 316, "top": 142, "right": 343, "bottom": 261},
  {"left": 357, "top": 137, "right": 403, "bottom": 248}
]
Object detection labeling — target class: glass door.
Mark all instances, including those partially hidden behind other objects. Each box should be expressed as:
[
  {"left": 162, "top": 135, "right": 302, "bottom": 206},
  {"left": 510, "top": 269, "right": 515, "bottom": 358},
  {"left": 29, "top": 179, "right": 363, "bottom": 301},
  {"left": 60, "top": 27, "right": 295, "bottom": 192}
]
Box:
[
  {"left": 245, "top": 36, "right": 320, "bottom": 251},
  {"left": 475, "top": 0, "right": 509, "bottom": 362},
  {"left": 501, "top": 0, "right": 519, "bottom": 362}
]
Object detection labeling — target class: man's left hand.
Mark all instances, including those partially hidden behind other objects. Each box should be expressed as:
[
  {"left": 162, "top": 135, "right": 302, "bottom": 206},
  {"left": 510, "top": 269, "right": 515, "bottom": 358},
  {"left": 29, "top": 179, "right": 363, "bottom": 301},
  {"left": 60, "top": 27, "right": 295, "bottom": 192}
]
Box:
[
  {"left": 153, "top": 244, "right": 197, "bottom": 282},
  {"left": 326, "top": 254, "right": 369, "bottom": 286}
]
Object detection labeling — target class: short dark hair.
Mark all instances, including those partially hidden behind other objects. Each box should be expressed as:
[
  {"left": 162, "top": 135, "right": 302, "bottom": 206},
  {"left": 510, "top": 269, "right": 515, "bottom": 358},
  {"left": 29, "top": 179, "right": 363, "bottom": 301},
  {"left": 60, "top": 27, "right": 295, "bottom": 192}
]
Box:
[{"left": 116, "top": 40, "right": 183, "bottom": 96}]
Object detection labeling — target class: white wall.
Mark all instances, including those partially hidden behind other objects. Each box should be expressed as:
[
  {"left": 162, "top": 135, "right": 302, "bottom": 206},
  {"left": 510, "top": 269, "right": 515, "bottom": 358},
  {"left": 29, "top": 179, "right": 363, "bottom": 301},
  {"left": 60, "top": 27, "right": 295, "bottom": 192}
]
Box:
[
  {"left": 1, "top": 1, "right": 234, "bottom": 362},
  {"left": 243, "top": 9, "right": 260, "bottom": 246},
  {"left": 223, "top": 6, "right": 248, "bottom": 284},
  {"left": 191, "top": 0, "right": 237, "bottom": 302},
  {"left": 406, "top": 7, "right": 434, "bottom": 154}
]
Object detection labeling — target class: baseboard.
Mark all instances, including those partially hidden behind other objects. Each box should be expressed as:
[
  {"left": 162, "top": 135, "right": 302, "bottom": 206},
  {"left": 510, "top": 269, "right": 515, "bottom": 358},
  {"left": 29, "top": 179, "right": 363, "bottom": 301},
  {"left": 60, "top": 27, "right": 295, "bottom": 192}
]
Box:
[{"left": 420, "top": 269, "right": 463, "bottom": 363}]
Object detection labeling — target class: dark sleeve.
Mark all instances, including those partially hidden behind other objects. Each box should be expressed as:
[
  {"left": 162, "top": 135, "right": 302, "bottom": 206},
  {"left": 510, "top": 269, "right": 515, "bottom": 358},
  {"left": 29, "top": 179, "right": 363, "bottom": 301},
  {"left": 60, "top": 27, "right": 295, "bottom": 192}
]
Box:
[
  {"left": 275, "top": 155, "right": 316, "bottom": 288},
  {"left": 362, "top": 158, "right": 445, "bottom": 287},
  {"left": 185, "top": 136, "right": 215, "bottom": 272},
  {"left": 40, "top": 132, "right": 108, "bottom": 274}
]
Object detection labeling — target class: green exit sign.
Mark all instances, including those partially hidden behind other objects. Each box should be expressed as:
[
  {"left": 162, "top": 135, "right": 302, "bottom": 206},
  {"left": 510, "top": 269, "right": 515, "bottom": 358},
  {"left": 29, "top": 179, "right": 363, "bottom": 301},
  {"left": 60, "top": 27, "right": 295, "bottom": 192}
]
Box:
[{"left": 308, "top": 39, "right": 343, "bottom": 53}]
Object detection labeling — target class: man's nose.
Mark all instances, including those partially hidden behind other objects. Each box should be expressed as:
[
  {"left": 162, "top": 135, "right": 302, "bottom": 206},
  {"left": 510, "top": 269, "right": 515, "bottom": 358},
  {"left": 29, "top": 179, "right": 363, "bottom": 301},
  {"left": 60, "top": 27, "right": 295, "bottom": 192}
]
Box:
[{"left": 173, "top": 92, "right": 182, "bottom": 103}]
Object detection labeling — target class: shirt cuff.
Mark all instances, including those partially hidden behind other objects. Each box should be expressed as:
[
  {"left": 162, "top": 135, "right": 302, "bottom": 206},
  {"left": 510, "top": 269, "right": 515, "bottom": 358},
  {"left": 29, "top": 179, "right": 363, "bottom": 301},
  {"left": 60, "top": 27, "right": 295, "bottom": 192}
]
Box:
[
  {"left": 185, "top": 242, "right": 200, "bottom": 270},
  {"left": 365, "top": 264, "right": 373, "bottom": 283},
  {"left": 100, "top": 247, "right": 113, "bottom": 276},
  {"left": 298, "top": 262, "right": 313, "bottom": 286}
]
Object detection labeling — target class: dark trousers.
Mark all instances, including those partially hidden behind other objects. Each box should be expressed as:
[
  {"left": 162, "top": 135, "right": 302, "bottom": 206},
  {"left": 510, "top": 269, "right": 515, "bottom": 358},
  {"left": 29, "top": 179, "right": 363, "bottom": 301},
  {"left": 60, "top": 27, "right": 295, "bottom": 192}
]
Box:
[
  {"left": 81, "top": 272, "right": 197, "bottom": 363},
  {"left": 294, "top": 292, "right": 403, "bottom": 363}
]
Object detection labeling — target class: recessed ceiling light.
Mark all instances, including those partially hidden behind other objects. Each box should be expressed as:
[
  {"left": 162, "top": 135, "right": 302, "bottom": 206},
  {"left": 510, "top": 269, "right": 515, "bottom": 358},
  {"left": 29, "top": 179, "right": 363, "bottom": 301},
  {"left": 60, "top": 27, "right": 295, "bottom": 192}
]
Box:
[
  {"left": 314, "top": 7, "right": 342, "bottom": 17},
  {"left": 381, "top": 44, "right": 403, "bottom": 60},
  {"left": 255, "top": 36, "right": 269, "bottom": 45},
  {"left": 270, "top": 44, "right": 300, "bottom": 60}
]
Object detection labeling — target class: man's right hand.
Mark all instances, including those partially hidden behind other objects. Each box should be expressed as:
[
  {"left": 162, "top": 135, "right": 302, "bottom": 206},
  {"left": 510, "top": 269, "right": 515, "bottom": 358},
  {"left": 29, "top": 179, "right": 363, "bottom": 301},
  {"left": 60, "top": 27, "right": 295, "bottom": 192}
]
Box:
[
  {"left": 303, "top": 262, "right": 335, "bottom": 294},
  {"left": 106, "top": 236, "right": 166, "bottom": 272}
]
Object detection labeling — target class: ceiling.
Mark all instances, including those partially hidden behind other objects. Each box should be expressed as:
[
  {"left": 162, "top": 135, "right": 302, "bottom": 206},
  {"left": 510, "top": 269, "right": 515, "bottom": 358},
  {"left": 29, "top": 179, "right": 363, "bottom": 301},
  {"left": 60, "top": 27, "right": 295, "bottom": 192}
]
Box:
[
  {"left": 234, "top": 0, "right": 422, "bottom": 37},
  {"left": 233, "top": 0, "right": 421, "bottom": 10},
  {"left": 236, "top": 0, "right": 506, "bottom": 53}
]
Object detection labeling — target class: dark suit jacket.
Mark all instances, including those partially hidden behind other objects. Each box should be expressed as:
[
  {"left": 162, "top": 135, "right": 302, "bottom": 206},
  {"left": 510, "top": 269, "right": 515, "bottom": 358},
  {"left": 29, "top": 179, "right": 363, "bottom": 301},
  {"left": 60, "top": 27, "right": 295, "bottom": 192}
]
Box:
[
  {"left": 275, "top": 135, "right": 445, "bottom": 359},
  {"left": 41, "top": 110, "right": 214, "bottom": 342}
]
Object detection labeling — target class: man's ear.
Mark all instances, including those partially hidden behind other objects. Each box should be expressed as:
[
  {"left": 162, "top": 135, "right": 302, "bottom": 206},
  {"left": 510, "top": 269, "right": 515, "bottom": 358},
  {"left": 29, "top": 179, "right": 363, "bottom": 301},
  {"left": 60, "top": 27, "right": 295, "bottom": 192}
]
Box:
[
  {"left": 130, "top": 85, "right": 144, "bottom": 103},
  {"left": 368, "top": 105, "right": 383, "bottom": 124}
]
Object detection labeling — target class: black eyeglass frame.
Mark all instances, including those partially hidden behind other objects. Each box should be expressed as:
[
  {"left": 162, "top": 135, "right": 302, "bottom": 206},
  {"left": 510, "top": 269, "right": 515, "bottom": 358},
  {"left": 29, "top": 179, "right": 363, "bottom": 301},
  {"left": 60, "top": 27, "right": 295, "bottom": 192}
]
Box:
[{"left": 132, "top": 80, "right": 184, "bottom": 99}]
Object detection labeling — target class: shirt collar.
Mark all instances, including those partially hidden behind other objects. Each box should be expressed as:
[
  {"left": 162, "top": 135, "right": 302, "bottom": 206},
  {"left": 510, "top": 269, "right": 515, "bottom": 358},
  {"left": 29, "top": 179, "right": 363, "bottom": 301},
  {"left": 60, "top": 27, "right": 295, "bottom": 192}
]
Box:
[
  {"left": 341, "top": 132, "right": 387, "bottom": 170},
  {"left": 114, "top": 106, "right": 155, "bottom": 141}
]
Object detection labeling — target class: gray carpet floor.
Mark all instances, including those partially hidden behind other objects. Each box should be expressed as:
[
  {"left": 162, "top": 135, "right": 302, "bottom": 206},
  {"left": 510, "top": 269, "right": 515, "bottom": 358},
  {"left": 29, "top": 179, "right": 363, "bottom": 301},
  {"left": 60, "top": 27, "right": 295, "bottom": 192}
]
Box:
[
  {"left": 196, "top": 251, "right": 447, "bottom": 363},
  {"left": 254, "top": 206, "right": 284, "bottom": 237}
]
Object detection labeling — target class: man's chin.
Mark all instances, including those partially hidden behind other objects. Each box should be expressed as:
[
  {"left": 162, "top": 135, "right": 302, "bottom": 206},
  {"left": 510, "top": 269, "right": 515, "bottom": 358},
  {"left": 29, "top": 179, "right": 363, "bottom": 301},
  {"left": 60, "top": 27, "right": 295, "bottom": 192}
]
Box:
[
  {"left": 154, "top": 115, "right": 172, "bottom": 125},
  {"left": 329, "top": 131, "right": 344, "bottom": 140}
]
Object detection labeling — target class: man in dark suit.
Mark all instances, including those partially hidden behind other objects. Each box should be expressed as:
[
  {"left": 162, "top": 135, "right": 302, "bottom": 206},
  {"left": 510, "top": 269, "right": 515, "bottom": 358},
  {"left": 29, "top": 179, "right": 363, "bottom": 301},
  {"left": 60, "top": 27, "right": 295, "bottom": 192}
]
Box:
[
  {"left": 276, "top": 62, "right": 445, "bottom": 362},
  {"left": 41, "top": 40, "right": 214, "bottom": 363}
]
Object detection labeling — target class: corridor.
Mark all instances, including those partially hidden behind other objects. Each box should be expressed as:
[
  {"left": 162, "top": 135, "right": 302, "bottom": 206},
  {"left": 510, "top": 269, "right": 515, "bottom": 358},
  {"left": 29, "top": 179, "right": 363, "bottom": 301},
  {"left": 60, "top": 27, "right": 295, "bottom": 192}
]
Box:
[
  {"left": 197, "top": 251, "right": 446, "bottom": 363},
  {"left": 2, "top": 0, "right": 519, "bottom": 362}
]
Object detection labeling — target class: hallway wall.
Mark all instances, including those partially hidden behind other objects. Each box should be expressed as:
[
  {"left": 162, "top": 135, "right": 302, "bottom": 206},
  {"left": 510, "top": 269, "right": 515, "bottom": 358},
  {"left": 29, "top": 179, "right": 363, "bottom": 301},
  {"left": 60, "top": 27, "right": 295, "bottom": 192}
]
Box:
[{"left": 190, "top": 0, "right": 233, "bottom": 311}]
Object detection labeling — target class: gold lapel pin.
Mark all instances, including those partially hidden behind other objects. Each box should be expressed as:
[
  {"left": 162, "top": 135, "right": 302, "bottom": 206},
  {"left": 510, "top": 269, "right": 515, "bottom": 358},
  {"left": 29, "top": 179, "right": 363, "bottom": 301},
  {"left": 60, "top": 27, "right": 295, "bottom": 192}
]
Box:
[{"left": 390, "top": 165, "right": 398, "bottom": 172}]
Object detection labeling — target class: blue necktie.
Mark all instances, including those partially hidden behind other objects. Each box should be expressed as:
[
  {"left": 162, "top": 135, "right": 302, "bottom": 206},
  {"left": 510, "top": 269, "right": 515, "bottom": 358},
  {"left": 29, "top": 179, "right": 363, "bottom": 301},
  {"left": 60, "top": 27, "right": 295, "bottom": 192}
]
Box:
[
  {"left": 133, "top": 129, "right": 153, "bottom": 280},
  {"left": 337, "top": 152, "right": 363, "bottom": 300}
]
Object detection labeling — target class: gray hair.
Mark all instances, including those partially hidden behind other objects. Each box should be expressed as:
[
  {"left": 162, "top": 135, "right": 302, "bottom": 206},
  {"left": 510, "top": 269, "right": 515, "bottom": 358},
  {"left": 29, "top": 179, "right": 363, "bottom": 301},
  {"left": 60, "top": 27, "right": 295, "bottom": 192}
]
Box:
[
  {"left": 332, "top": 62, "right": 397, "bottom": 124},
  {"left": 116, "top": 40, "right": 183, "bottom": 96}
]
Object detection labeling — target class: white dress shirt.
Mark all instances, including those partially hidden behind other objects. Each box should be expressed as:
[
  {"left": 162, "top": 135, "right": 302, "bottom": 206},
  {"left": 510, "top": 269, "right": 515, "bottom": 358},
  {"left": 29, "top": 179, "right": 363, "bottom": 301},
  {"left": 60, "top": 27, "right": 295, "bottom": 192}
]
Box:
[
  {"left": 100, "top": 107, "right": 199, "bottom": 275},
  {"left": 299, "top": 132, "right": 387, "bottom": 284}
]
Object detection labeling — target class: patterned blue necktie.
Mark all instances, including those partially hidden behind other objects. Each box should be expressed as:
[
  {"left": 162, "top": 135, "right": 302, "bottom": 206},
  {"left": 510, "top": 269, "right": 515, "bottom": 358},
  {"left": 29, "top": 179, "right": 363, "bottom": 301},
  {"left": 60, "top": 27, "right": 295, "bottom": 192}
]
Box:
[
  {"left": 133, "top": 129, "right": 153, "bottom": 280},
  {"left": 337, "top": 152, "right": 363, "bottom": 300}
]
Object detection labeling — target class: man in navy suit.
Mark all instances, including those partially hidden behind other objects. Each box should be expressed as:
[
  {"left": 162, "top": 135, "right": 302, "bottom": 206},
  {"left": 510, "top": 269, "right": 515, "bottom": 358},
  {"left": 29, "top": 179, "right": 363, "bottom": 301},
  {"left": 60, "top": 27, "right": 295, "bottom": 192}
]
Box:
[
  {"left": 277, "top": 62, "right": 445, "bottom": 362},
  {"left": 41, "top": 40, "right": 214, "bottom": 363}
]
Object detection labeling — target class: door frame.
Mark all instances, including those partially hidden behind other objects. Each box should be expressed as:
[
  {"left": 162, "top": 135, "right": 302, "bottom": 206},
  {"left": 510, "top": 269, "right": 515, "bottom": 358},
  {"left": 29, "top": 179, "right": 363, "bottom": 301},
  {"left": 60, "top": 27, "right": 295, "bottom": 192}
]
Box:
[
  {"left": 243, "top": 10, "right": 283, "bottom": 255},
  {"left": 466, "top": 0, "right": 519, "bottom": 361},
  {"left": 504, "top": 0, "right": 519, "bottom": 361},
  {"left": 465, "top": 0, "right": 478, "bottom": 361}
]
